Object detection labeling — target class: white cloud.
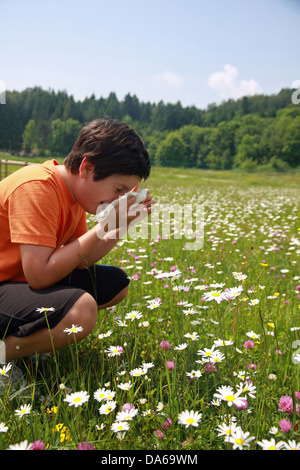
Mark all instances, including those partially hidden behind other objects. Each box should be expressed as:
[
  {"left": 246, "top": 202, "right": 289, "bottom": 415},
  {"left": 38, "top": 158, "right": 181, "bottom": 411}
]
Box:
[
  {"left": 153, "top": 71, "right": 185, "bottom": 88},
  {"left": 208, "top": 64, "right": 262, "bottom": 100}
]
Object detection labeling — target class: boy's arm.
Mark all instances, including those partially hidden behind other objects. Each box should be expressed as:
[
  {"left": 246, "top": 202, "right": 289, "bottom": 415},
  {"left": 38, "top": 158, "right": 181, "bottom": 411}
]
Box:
[
  {"left": 20, "top": 193, "right": 154, "bottom": 289},
  {"left": 20, "top": 224, "right": 102, "bottom": 290},
  {"left": 65, "top": 228, "right": 123, "bottom": 270}
]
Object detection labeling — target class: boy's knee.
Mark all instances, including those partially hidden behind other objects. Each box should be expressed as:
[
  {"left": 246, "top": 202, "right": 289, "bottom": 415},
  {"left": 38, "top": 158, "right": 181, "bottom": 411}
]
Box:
[
  {"left": 71, "top": 293, "right": 98, "bottom": 336},
  {"left": 113, "top": 285, "right": 129, "bottom": 305},
  {"left": 98, "top": 285, "right": 129, "bottom": 309},
  {"left": 118, "top": 285, "right": 129, "bottom": 302}
]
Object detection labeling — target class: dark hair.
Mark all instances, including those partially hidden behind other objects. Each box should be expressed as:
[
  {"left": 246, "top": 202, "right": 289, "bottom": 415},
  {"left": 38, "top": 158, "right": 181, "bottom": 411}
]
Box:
[{"left": 64, "top": 118, "right": 151, "bottom": 181}]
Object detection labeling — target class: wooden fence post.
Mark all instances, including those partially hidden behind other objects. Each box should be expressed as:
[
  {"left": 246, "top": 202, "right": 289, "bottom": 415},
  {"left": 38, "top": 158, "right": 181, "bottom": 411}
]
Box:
[{"left": 0, "top": 159, "right": 32, "bottom": 181}]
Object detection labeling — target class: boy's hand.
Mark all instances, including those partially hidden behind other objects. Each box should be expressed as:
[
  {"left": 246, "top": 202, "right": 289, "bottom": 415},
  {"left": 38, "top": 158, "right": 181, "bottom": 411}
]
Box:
[
  {"left": 120, "top": 189, "right": 155, "bottom": 225},
  {"left": 96, "top": 190, "right": 155, "bottom": 239},
  {"left": 140, "top": 189, "right": 154, "bottom": 212}
]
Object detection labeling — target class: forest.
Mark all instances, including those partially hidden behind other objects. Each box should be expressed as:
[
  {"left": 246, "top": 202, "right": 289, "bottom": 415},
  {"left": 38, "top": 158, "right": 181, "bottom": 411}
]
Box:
[{"left": 0, "top": 86, "right": 299, "bottom": 171}]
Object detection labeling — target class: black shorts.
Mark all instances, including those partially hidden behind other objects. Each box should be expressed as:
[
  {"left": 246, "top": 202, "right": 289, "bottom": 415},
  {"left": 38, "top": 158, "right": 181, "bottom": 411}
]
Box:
[{"left": 0, "top": 265, "right": 130, "bottom": 338}]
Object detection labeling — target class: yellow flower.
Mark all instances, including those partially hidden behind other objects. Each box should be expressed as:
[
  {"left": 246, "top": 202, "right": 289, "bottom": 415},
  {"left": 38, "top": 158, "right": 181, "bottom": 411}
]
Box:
[
  {"left": 267, "top": 322, "right": 275, "bottom": 328},
  {"left": 46, "top": 406, "right": 58, "bottom": 414},
  {"left": 60, "top": 429, "right": 72, "bottom": 443},
  {"left": 53, "top": 423, "right": 72, "bottom": 442}
]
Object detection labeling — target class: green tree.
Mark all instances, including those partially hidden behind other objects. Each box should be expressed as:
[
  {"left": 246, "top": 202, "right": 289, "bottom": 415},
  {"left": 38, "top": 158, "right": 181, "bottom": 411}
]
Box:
[
  {"left": 155, "top": 132, "right": 187, "bottom": 167},
  {"left": 63, "top": 95, "right": 83, "bottom": 122},
  {"left": 50, "top": 118, "right": 81, "bottom": 155},
  {"left": 105, "top": 92, "right": 121, "bottom": 119},
  {"left": 22, "top": 119, "right": 38, "bottom": 154},
  {"left": 122, "top": 93, "right": 141, "bottom": 121},
  {"left": 265, "top": 108, "right": 300, "bottom": 167},
  {"left": 281, "top": 116, "right": 300, "bottom": 167},
  {"left": 207, "top": 121, "right": 238, "bottom": 169},
  {"left": 0, "top": 92, "right": 23, "bottom": 151},
  {"left": 234, "top": 134, "right": 262, "bottom": 168},
  {"left": 178, "top": 125, "right": 212, "bottom": 168}
]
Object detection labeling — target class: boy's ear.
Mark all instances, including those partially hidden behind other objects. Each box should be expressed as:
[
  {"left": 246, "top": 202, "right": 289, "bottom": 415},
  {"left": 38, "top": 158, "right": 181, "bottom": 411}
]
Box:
[
  {"left": 132, "top": 183, "right": 140, "bottom": 192},
  {"left": 79, "top": 158, "right": 95, "bottom": 179}
]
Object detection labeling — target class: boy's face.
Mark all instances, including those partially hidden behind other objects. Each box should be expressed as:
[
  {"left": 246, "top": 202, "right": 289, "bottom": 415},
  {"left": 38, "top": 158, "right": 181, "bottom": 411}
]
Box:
[{"left": 75, "top": 159, "right": 141, "bottom": 214}]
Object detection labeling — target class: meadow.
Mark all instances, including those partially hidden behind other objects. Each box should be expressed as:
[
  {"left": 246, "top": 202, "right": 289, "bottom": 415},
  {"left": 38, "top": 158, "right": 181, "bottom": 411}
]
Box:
[{"left": 0, "top": 164, "right": 299, "bottom": 451}]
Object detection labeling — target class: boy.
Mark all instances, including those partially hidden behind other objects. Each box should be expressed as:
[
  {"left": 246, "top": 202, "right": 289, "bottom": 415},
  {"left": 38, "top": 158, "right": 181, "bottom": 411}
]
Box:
[{"left": 0, "top": 118, "right": 153, "bottom": 371}]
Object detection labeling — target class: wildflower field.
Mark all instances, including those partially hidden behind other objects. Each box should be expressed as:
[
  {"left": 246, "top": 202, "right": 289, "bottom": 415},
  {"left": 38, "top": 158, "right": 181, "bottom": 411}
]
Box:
[{"left": 1, "top": 166, "right": 300, "bottom": 451}]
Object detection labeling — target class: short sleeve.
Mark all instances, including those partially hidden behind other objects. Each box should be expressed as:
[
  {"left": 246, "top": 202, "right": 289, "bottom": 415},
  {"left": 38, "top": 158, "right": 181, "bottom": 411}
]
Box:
[
  {"left": 8, "top": 181, "right": 62, "bottom": 248},
  {"left": 69, "top": 211, "right": 88, "bottom": 239}
]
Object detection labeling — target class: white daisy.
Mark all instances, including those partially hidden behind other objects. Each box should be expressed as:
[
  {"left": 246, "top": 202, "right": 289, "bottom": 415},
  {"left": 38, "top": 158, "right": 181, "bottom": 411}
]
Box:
[
  {"left": 178, "top": 410, "right": 202, "bottom": 428},
  {"left": 36, "top": 307, "right": 55, "bottom": 313},
  {"left": 213, "top": 385, "right": 245, "bottom": 407},
  {"left": 15, "top": 404, "right": 32, "bottom": 418},
  {"left": 225, "top": 286, "right": 243, "bottom": 299},
  {"left": 147, "top": 299, "right": 162, "bottom": 309},
  {"left": 214, "top": 339, "right": 234, "bottom": 347},
  {"left": 129, "top": 367, "right": 147, "bottom": 377},
  {"left": 115, "top": 408, "right": 138, "bottom": 421},
  {"left": 93, "top": 387, "right": 108, "bottom": 402},
  {"left": 182, "top": 308, "right": 198, "bottom": 316},
  {"left": 98, "top": 329, "right": 113, "bottom": 339},
  {"left": 125, "top": 311, "right": 143, "bottom": 321},
  {"left": 105, "top": 345, "right": 124, "bottom": 357},
  {"left": 117, "top": 381, "right": 132, "bottom": 391},
  {"left": 63, "top": 391, "right": 89, "bottom": 407},
  {"left": 184, "top": 331, "right": 199, "bottom": 341},
  {"left": 248, "top": 299, "right": 260, "bottom": 306},
  {"left": 210, "top": 351, "right": 226, "bottom": 363},
  {"left": 237, "top": 382, "right": 257, "bottom": 398},
  {"left": 99, "top": 400, "right": 117, "bottom": 415},
  {"left": 217, "top": 421, "right": 238, "bottom": 437},
  {"left": 0, "top": 362, "right": 12, "bottom": 377},
  {"left": 174, "top": 343, "right": 188, "bottom": 350},
  {"left": 186, "top": 370, "right": 202, "bottom": 378},
  {"left": 232, "top": 272, "right": 247, "bottom": 281},
  {"left": 111, "top": 421, "right": 130, "bottom": 433},
  {"left": 104, "top": 390, "right": 116, "bottom": 401},
  {"left": 8, "top": 440, "right": 32, "bottom": 450},
  {"left": 257, "top": 438, "right": 285, "bottom": 450},
  {"left": 0, "top": 422, "right": 8, "bottom": 433},
  {"left": 202, "top": 290, "right": 228, "bottom": 303},
  {"left": 228, "top": 427, "right": 255, "bottom": 450},
  {"left": 197, "top": 345, "right": 217, "bottom": 357},
  {"left": 63, "top": 324, "right": 83, "bottom": 335},
  {"left": 246, "top": 330, "right": 260, "bottom": 340},
  {"left": 283, "top": 440, "right": 300, "bottom": 450},
  {"left": 142, "top": 362, "right": 154, "bottom": 370}
]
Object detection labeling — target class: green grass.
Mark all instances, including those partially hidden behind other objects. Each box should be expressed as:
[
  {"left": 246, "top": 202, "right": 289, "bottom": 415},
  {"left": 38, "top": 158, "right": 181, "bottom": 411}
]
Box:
[
  {"left": 147, "top": 165, "right": 300, "bottom": 189},
  {"left": 0, "top": 159, "right": 299, "bottom": 450}
]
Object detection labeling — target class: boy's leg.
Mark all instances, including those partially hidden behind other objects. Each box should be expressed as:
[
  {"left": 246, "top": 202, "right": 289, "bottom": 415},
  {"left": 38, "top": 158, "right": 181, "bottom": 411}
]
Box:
[
  {"left": 0, "top": 265, "right": 130, "bottom": 362},
  {"left": 4, "top": 292, "right": 97, "bottom": 362},
  {"left": 58, "top": 264, "right": 131, "bottom": 308},
  {"left": 97, "top": 284, "right": 129, "bottom": 309},
  {"left": 2, "top": 283, "right": 129, "bottom": 362}
]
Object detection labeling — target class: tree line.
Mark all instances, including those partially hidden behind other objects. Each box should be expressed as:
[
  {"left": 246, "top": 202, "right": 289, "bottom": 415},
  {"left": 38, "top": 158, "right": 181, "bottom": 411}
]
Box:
[{"left": 0, "top": 86, "right": 299, "bottom": 171}]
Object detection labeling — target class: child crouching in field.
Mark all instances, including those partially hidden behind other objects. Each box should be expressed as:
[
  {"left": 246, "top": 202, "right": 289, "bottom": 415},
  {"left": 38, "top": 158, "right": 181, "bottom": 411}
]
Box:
[{"left": 0, "top": 118, "right": 153, "bottom": 386}]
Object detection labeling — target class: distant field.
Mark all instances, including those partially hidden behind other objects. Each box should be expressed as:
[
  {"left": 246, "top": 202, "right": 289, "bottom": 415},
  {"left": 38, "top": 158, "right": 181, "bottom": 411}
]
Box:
[{"left": 1, "top": 153, "right": 300, "bottom": 189}]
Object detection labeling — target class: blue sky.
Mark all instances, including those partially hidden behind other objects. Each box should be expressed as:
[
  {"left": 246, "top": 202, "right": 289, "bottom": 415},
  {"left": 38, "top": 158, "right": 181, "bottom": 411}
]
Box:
[{"left": 1, "top": 0, "right": 300, "bottom": 109}]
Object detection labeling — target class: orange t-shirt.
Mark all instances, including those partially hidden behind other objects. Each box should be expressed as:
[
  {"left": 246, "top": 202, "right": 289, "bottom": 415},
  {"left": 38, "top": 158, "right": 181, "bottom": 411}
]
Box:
[{"left": 0, "top": 159, "right": 87, "bottom": 283}]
